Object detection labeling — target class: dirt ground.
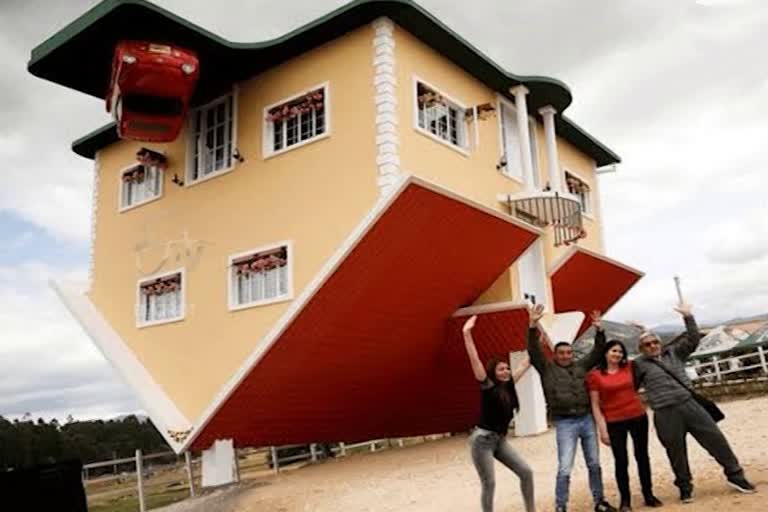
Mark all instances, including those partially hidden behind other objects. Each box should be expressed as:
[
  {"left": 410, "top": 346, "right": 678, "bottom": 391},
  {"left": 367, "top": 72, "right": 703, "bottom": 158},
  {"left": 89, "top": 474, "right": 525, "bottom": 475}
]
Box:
[{"left": 160, "top": 397, "right": 768, "bottom": 512}]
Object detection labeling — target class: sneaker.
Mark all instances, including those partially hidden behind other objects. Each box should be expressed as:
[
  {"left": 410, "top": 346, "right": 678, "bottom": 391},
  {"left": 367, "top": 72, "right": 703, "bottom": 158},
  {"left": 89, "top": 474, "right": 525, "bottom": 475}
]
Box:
[
  {"left": 619, "top": 503, "right": 632, "bottom": 512},
  {"left": 727, "top": 476, "right": 757, "bottom": 494},
  {"left": 680, "top": 487, "right": 694, "bottom": 504},
  {"left": 643, "top": 495, "right": 663, "bottom": 507},
  {"left": 595, "top": 501, "right": 618, "bottom": 512}
]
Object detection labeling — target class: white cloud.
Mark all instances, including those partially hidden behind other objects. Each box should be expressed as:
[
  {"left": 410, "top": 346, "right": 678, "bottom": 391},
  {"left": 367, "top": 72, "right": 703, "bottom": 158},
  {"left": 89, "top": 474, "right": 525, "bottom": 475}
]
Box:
[
  {"left": 0, "top": 261, "right": 141, "bottom": 420},
  {"left": 707, "top": 208, "right": 768, "bottom": 264}
]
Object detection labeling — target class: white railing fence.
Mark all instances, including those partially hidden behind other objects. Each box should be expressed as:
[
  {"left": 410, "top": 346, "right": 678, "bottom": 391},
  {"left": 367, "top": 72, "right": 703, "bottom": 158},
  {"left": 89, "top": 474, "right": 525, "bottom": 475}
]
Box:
[{"left": 689, "top": 346, "right": 768, "bottom": 383}]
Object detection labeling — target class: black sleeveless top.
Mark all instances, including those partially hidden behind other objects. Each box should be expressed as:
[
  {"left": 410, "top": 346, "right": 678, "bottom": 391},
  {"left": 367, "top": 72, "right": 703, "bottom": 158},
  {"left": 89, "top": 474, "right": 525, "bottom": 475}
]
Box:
[{"left": 477, "top": 378, "right": 520, "bottom": 435}]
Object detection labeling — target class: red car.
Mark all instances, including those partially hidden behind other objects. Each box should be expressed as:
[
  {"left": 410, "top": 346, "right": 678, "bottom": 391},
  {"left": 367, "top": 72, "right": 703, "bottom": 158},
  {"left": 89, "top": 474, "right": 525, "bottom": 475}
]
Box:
[{"left": 107, "top": 41, "right": 200, "bottom": 142}]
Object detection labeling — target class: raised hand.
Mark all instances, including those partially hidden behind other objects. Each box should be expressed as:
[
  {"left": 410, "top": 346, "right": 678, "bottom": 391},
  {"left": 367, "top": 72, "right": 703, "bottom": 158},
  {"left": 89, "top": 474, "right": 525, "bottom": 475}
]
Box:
[
  {"left": 590, "top": 310, "right": 602, "bottom": 330},
  {"left": 528, "top": 303, "right": 545, "bottom": 326},
  {"left": 673, "top": 303, "right": 693, "bottom": 317},
  {"left": 463, "top": 315, "right": 478, "bottom": 334}
]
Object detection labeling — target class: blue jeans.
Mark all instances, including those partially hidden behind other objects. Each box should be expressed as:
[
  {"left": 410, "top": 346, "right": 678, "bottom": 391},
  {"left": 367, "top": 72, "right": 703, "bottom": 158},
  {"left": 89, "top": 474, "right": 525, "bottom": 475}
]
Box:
[{"left": 554, "top": 414, "right": 604, "bottom": 508}]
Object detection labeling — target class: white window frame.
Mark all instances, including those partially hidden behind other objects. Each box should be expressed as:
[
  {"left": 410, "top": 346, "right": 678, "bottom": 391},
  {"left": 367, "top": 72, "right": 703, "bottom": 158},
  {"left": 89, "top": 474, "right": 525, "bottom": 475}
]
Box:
[
  {"left": 413, "top": 77, "right": 470, "bottom": 156},
  {"left": 186, "top": 87, "right": 238, "bottom": 187},
  {"left": 227, "top": 241, "right": 294, "bottom": 311},
  {"left": 262, "top": 82, "right": 331, "bottom": 159},
  {"left": 563, "top": 169, "right": 593, "bottom": 217},
  {"left": 496, "top": 96, "right": 540, "bottom": 187},
  {"left": 117, "top": 161, "right": 164, "bottom": 212},
  {"left": 136, "top": 268, "right": 186, "bottom": 328}
]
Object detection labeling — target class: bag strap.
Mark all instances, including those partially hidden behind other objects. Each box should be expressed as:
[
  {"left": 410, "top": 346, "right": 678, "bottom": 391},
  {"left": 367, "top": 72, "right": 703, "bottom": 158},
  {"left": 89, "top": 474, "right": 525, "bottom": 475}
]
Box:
[{"left": 646, "top": 357, "right": 693, "bottom": 395}]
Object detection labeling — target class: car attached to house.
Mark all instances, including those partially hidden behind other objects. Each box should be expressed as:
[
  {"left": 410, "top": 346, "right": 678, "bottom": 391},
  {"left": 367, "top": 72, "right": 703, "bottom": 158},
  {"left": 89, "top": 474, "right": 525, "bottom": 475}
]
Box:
[{"left": 106, "top": 40, "right": 199, "bottom": 142}]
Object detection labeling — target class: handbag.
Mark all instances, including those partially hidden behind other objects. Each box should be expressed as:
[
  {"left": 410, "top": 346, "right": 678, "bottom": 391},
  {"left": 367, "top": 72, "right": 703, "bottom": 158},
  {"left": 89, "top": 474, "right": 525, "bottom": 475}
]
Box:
[{"left": 647, "top": 359, "right": 725, "bottom": 422}]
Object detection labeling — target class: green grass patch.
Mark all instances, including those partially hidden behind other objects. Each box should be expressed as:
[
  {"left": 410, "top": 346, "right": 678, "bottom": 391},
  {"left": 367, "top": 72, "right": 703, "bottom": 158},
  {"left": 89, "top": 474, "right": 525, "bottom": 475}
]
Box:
[{"left": 89, "top": 487, "right": 189, "bottom": 512}]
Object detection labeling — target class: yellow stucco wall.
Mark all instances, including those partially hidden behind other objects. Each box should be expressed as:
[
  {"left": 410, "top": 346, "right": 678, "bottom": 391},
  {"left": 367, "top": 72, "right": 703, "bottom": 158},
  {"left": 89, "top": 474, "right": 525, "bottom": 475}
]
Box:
[{"left": 89, "top": 26, "right": 379, "bottom": 421}]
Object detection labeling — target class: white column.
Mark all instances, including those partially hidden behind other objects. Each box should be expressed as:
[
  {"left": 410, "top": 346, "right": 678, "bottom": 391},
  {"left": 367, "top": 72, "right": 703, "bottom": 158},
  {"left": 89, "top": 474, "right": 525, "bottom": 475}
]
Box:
[
  {"left": 201, "top": 439, "right": 237, "bottom": 487},
  {"left": 510, "top": 350, "right": 547, "bottom": 436},
  {"left": 538, "top": 105, "right": 562, "bottom": 193},
  {"left": 510, "top": 85, "right": 535, "bottom": 190}
]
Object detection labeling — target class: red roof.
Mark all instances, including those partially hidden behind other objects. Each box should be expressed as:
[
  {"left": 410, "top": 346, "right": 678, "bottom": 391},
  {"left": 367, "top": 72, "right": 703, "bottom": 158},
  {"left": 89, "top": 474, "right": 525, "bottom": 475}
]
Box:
[
  {"left": 190, "top": 179, "right": 539, "bottom": 449},
  {"left": 550, "top": 247, "right": 644, "bottom": 337}
]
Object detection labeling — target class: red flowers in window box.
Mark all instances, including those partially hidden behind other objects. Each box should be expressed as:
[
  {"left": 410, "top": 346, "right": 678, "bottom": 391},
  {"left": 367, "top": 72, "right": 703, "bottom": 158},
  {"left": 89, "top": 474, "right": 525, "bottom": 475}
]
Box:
[
  {"left": 122, "top": 167, "right": 146, "bottom": 184},
  {"left": 141, "top": 275, "right": 181, "bottom": 296},
  {"left": 136, "top": 147, "right": 167, "bottom": 169},
  {"left": 234, "top": 250, "right": 288, "bottom": 276},
  {"left": 266, "top": 90, "right": 324, "bottom": 123},
  {"left": 107, "top": 41, "right": 200, "bottom": 143}
]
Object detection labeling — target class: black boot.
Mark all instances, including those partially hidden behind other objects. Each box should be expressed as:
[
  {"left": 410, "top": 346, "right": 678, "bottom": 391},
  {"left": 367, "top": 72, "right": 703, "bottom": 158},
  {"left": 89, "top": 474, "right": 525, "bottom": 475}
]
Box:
[{"left": 643, "top": 494, "right": 663, "bottom": 507}]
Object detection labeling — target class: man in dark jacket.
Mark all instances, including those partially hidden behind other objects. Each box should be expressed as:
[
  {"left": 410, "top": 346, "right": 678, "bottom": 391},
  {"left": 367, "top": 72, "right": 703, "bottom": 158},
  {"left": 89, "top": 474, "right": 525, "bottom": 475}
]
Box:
[
  {"left": 527, "top": 304, "right": 615, "bottom": 512},
  {"left": 633, "top": 303, "right": 756, "bottom": 503}
]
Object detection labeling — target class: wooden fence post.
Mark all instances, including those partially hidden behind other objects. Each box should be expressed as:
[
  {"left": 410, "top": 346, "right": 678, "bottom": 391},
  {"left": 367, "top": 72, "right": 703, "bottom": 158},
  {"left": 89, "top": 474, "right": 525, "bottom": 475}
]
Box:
[
  {"left": 310, "top": 443, "right": 318, "bottom": 462},
  {"left": 135, "top": 449, "right": 146, "bottom": 512},
  {"left": 185, "top": 451, "right": 196, "bottom": 497},
  {"left": 270, "top": 446, "right": 279, "bottom": 474},
  {"left": 758, "top": 346, "right": 768, "bottom": 375},
  {"left": 233, "top": 447, "right": 241, "bottom": 483}
]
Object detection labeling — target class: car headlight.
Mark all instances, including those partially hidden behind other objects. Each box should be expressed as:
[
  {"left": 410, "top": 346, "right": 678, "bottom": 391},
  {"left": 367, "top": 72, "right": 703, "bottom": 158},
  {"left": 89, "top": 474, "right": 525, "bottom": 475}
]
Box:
[
  {"left": 181, "top": 63, "right": 196, "bottom": 75},
  {"left": 122, "top": 54, "right": 137, "bottom": 64}
]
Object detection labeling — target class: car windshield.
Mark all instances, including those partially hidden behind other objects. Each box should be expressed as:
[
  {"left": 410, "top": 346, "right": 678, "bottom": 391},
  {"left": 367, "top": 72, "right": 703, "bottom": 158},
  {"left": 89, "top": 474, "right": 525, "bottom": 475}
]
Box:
[{"left": 122, "top": 94, "right": 183, "bottom": 116}]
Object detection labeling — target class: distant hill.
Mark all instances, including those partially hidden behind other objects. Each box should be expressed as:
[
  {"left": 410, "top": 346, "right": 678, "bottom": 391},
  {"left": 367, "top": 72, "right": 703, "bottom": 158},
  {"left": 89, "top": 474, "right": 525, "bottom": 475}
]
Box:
[
  {"left": 654, "top": 312, "right": 768, "bottom": 332},
  {"left": 113, "top": 413, "right": 149, "bottom": 423},
  {"left": 573, "top": 320, "right": 643, "bottom": 358},
  {"left": 651, "top": 324, "right": 682, "bottom": 333},
  {"left": 574, "top": 312, "right": 767, "bottom": 359},
  {"left": 721, "top": 312, "right": 768, "bottom": 326}
]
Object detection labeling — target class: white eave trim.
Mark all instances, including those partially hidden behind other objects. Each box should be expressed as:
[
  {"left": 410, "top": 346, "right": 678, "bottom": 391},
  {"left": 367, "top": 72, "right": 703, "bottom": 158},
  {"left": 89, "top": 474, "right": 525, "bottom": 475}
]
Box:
[
  {"left": 547, "top": 245, "right": 645, "bottom": 278},
  {"left": 452, "top": 301, "right": 529, "bottom": 317},
  {"left": 179, "top": 174, "right": 542, "bottom": 452},
  {"left": 50, "top": 280, "right": 191, "bottom": 452}
]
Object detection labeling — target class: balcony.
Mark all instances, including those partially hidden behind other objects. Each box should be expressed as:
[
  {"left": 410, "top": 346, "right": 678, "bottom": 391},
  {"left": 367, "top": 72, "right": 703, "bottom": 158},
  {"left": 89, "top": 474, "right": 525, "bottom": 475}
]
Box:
[{"left": 501, "top": 190, "right": 586, "bottom": 247}]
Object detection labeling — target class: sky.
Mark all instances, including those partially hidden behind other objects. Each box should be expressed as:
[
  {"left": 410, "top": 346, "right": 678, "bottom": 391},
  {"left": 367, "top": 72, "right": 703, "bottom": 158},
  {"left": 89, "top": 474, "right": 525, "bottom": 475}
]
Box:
[{"left": 1, "top": 0, "right": 766, "bottom": 421}]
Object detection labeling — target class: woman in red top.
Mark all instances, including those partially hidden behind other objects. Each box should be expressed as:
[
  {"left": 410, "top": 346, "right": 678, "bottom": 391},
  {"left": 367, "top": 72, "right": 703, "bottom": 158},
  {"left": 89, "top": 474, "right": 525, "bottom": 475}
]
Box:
[{"left": 587, "top": 340, "right": 662, "bottom": 512}]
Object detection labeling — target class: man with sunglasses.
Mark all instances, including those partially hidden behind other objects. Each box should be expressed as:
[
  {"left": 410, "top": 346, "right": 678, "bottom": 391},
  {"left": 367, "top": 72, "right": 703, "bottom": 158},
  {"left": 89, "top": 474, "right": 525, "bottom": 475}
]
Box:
[{"left": 633, "top": 303, "right": 756, "bottom": 503}]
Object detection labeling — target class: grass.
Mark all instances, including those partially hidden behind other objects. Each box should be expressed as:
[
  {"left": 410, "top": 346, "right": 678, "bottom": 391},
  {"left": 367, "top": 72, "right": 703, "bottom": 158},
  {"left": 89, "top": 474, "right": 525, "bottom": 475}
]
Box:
[{"left": 89, "top": 487, "right": 189, "bottom": 512}]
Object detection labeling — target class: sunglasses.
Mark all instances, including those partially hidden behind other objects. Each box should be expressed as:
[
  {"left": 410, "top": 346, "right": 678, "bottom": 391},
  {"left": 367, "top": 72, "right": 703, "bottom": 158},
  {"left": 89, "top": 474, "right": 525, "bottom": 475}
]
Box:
[{"left": 640, "top": 339, "right": 660, "bottom": 348}]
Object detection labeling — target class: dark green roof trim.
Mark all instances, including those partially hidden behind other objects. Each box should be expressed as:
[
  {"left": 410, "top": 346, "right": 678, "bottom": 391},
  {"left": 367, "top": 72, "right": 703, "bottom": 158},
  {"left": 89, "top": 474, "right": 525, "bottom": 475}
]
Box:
[
  {"left": 558, "top": 115, "right": 621, "bottom": 166},
  {"left": 31, "top": 0, "right": 619, "bottom": 165},
  {"left": 72, "top": 123, "right": 119, "bottom": 159}
]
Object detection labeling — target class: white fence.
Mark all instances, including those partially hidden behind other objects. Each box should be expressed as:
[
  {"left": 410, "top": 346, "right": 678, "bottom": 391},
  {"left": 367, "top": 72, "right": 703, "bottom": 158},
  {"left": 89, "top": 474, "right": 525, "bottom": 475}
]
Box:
[
  {"left": 84, "top": 435, "right": 448, "bottom": 511},
  {"left": 689, "top": 346, "right": 768, "bottom": 383}
]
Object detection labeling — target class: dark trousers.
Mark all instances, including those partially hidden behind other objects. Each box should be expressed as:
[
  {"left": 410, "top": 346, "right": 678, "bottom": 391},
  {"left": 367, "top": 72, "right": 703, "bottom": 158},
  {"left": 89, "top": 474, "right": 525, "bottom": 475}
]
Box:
[
  {"left": 653, "top": 398, "right": 743, "bottom": 491},
  {"left": 607, "top": 414, "right": 653, "bottom": 505}
]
